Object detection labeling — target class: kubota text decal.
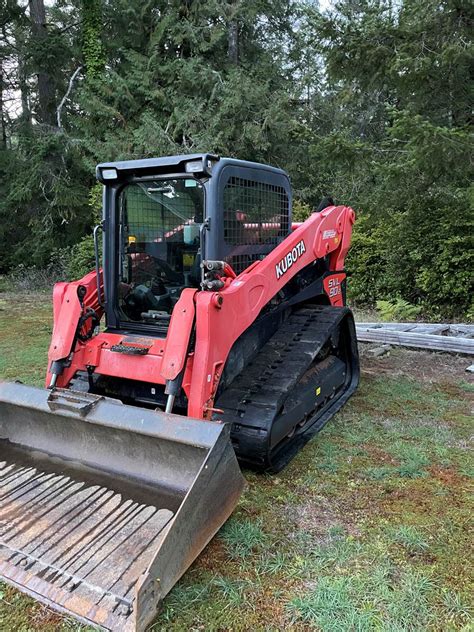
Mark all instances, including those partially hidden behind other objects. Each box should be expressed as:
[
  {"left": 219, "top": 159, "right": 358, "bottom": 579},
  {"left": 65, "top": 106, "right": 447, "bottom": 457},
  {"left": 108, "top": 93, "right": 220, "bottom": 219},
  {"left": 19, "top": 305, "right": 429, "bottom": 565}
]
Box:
[{"left": 275, "top": 240, "right": 306, "bottom": 279}]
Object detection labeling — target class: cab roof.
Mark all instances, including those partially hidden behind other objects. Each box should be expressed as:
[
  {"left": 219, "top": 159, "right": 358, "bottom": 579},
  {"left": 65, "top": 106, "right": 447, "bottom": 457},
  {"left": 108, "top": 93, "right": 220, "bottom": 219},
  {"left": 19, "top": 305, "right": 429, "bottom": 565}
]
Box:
[{"left": 96, "top": 153, "right": 288, "bottom": 182}]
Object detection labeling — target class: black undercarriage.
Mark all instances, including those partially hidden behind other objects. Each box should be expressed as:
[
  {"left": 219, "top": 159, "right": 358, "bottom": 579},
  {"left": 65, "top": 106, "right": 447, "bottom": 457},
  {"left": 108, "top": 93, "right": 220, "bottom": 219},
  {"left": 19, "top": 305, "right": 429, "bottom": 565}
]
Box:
[{"left": 215, "top": 305, "right": 359, "bottom": 472}]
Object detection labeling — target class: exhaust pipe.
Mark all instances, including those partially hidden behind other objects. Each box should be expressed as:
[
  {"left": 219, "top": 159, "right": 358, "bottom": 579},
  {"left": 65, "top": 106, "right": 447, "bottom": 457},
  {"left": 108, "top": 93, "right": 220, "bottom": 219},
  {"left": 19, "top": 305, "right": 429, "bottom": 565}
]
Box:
[{"left": 0, "top": 382, "right": 244, "bottom": 631}]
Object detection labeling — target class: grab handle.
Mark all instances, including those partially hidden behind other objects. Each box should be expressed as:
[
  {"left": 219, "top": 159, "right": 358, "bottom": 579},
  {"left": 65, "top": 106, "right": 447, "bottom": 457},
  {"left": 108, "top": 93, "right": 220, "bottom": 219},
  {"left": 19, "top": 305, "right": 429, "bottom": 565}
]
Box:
[{"left": 93, "top": 222, "right": 104, "bottom": 308}]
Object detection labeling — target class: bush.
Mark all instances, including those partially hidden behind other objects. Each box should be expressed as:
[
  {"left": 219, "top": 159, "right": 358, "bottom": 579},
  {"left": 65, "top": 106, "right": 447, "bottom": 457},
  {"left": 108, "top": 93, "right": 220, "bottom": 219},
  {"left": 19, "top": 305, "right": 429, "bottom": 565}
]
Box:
[
  {"left": 64, "top": 235, "right": 99, "bottom": 281},
  {"left": 345, "top": 190, "right": 473, "bottom": 320},
  {"left": 345, "top": 216, "right": 390, "bottom": 306},
  {"left": 60, "top": 183, "right": 103, "bottom": 281},
  {"left": 293, "top": 199, "right": 312, "bottom": 222},
  {"left": 4, "top": 262, "right": 67, "bottom": 292}
]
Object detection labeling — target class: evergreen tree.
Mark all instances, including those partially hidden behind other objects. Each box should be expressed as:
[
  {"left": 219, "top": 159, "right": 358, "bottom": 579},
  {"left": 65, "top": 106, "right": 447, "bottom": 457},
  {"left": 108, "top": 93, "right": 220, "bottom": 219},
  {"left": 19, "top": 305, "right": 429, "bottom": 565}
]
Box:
[{"left": 299, "top": 0, "right": 473, "bottom": 316}]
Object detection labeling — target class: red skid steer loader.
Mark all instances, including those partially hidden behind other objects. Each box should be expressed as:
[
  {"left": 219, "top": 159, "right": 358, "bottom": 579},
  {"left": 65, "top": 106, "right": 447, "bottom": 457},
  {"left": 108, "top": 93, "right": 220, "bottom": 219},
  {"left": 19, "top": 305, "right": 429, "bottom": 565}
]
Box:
[{"left": 0, "top": 154, "right": 359, "bottom": 630}]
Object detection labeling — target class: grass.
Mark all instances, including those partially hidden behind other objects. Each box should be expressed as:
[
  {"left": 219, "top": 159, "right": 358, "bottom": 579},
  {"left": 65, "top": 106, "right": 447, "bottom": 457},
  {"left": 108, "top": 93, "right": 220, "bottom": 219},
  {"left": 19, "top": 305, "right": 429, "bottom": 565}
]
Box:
[
  {"left": 0, "top": 292, "right": 473, "bottom": 631},
  {"left": 220, "top": 518, "right": 268, "bottom": 559},
  {"left": 387, "top": 525, "right": 429, "bottom": 554},
  {"left": 286, "top": 569, "right": 440, "bottom": 630},
  {"left": 0, "top": 293, "right": 52, "bottom": 386}
]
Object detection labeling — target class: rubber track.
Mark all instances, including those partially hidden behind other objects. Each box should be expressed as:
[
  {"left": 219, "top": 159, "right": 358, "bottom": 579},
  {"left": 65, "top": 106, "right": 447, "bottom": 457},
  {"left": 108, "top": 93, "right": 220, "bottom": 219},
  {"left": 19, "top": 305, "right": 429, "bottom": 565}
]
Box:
[{"left": 216, "top": 305, "right": 359, "bottom": 472}]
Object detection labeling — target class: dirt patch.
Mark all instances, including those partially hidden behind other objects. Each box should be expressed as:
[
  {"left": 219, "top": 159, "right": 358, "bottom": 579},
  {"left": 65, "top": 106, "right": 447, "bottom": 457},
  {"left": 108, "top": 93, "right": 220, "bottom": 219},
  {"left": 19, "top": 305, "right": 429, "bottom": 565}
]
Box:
[
  {"left": 359, "top": 344, "right": 473, "bottom": 385},
  {"left": 427, "top": 465, "right": 469, "bottom": 486},
  {"left": 196, "top": 537, "right": 229, "bottom": 572},
  {"left": 362, "top": 444, "right": 399, "bottom": 465},
  {"left": 27, "top": 603, "right": 65, "bottom": 629},
  {"left": 285, "top": 495, "right": 361, "bottom": 543}
]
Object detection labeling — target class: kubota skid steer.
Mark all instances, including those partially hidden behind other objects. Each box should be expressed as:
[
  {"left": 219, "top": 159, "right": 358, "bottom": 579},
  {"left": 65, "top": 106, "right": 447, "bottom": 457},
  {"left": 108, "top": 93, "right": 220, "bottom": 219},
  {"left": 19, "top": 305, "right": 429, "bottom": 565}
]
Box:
[{"left": 0, "top": 154, "right": 359, "bottom": 630}]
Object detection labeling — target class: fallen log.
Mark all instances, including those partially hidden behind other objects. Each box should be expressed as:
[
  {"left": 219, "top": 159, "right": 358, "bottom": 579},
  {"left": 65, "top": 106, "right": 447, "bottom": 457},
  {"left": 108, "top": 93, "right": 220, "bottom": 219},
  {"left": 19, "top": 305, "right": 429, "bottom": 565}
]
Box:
[{"left": 356, "top": 326, "right": 474, "bottom": 355}]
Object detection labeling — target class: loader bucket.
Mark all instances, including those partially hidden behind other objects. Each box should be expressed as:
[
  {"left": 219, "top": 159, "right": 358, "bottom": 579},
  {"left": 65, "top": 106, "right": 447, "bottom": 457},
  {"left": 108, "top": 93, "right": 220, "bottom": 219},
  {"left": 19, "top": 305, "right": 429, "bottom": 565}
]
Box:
[{"left": 0, "top": 382, "right": 244, "bottom": 631}]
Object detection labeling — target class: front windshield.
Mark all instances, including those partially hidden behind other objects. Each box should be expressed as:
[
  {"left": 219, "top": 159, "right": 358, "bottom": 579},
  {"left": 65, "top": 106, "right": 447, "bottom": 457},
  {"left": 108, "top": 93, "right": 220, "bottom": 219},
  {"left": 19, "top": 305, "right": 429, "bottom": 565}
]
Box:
[{"left": 118, "top": 178, "right": 204, "bottom": 324}]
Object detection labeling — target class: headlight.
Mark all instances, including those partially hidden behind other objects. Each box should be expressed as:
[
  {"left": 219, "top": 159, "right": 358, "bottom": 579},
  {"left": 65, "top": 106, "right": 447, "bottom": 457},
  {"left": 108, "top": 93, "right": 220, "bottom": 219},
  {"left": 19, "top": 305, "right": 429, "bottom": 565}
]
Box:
[{"left": 101, "top": 168, "right": 118, "bottom": 180}]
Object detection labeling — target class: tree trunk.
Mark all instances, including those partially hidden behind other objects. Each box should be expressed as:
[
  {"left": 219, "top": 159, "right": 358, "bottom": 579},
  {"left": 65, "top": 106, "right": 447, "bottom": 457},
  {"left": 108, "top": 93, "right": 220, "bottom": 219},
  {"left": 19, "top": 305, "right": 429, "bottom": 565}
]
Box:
[
  {"left": 18, "top": 56, "right": 31, "bottom": 125},
  {"left": 228, "top": 20, "right": 239, "bottom": 65},
  {"left": 28, "top": 0, "right": 55, "bottom": 126},
  {"left": 13, "top": 23, "right": 31, "bottom": 126},
  {"left": 0, "top": 59, "right": 6, "bottom": 148}
]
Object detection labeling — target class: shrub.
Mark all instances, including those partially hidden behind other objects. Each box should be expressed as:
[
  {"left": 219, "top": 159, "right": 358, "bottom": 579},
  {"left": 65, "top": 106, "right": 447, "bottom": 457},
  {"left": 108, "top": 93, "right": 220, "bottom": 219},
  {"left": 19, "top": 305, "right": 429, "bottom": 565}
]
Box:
[
  {"left": 292, "top": 199, "right": 312, "bottom": 222},
  {"left": 64, "top": 235, "right": 99, "bottom": 281},
  {"left": 5, "top": 261, "right": 67, "bottom": 292},
  {"left": 345, "top": 216, "right": 390, "bottom": 306},
  {"left": 376, "top": 298, "right": 421, "bottom": 322}
]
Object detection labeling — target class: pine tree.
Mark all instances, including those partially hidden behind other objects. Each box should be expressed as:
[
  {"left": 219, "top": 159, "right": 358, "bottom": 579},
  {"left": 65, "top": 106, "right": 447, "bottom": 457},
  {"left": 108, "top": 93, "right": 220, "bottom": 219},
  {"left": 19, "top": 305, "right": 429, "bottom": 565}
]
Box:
[{"left": 309, "top": 0, "right": 474, "bottom": 315}]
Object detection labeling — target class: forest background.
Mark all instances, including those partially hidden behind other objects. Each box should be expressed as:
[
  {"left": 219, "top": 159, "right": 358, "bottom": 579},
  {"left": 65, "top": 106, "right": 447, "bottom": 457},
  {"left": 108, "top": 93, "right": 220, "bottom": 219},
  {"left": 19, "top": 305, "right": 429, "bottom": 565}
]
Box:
[{"left": 0, "top": 0, "right": 472, "bottom": 318}]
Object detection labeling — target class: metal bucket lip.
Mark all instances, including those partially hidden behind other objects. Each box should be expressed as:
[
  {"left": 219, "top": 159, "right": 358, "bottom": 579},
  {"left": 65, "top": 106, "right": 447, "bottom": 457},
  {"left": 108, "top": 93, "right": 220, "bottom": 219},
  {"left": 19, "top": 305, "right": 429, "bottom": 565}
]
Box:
[
  {"left": 0, "top": 569, "right": 114, "bottom": 631},
  {"left": 0, "top": 381, "right": 225, "bottom": 449}
]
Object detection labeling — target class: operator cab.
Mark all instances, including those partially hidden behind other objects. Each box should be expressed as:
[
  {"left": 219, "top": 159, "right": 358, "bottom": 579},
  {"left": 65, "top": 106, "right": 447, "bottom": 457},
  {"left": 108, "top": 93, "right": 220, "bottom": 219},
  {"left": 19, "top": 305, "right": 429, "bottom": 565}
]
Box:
[{"left": 97, "top": 154, "right": 292, "bottom": 336}]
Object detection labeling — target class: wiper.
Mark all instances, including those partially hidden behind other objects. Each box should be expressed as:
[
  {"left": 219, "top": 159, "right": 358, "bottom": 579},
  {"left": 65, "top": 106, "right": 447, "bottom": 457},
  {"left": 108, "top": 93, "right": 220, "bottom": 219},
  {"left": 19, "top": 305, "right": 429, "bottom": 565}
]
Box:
[
  {"left": 147, "top": 185, "right": 173, "bottom": 194},
  {"left": 138, "top": 183, "right": 189, "bottom": 222}
]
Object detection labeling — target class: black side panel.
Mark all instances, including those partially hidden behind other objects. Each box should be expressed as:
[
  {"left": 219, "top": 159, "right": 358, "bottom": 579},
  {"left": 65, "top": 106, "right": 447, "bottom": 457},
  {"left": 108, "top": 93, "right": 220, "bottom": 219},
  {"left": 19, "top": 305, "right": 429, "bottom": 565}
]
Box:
[{"left": 217, "top": 307, "right": 289, "bottom": 398}]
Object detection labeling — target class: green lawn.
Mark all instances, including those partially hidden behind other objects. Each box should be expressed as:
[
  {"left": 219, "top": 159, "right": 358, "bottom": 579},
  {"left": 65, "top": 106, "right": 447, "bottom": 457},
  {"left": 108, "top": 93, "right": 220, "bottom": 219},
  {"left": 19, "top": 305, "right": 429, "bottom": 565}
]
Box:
[{"left": 0, "top": 293, "right": 472, "bottom": 631}]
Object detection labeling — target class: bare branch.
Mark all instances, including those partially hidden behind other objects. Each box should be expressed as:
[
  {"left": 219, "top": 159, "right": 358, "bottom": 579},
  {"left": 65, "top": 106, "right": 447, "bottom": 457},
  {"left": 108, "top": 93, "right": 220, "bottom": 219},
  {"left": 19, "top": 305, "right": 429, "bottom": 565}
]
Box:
[{"left": 56, "top": 65, "right": 82, "bottom": 128}]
